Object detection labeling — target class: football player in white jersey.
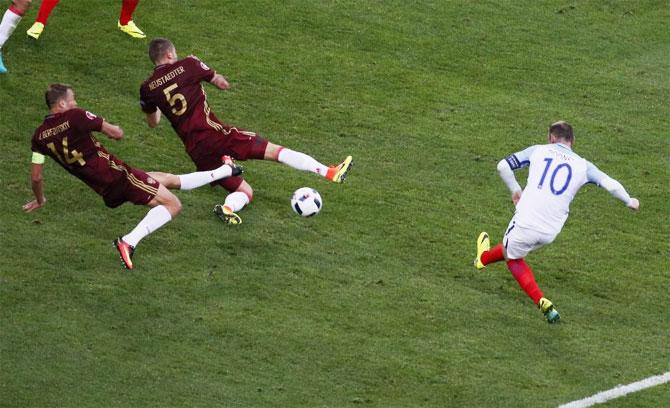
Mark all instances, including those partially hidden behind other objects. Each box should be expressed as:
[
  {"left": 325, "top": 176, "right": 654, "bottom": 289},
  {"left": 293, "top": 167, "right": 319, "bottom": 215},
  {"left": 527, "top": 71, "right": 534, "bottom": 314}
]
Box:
[{"left": 473, "top": 121, "right": 639, "bottom": 323}]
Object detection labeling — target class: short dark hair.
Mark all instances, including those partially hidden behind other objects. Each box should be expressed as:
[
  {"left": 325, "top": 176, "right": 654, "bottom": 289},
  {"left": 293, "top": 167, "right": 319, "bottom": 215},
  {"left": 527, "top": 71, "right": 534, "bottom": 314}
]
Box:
[
  {"left": 148, "top": 38, "right": 175, "bottom": 64},
  {"left": 549, "top": 121, "right": 574, "bottom": 143},
  {"left": 45, "top": 83, "right": 72, "bottom": 108}
]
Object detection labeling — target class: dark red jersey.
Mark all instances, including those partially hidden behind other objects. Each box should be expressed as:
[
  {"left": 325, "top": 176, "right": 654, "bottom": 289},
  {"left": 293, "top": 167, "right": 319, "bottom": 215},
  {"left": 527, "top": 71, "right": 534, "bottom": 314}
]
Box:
[
  {"left": 140, "top": 55, "right": 227, "bottom": 152},
  {"left": 31, "top": 108, "right": 138, "bottom": 198}
]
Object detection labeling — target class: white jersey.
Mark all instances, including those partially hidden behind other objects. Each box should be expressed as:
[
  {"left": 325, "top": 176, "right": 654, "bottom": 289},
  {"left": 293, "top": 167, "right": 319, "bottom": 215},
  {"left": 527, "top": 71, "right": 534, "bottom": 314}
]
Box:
[{"left": 505, "top": 143, "right": 602, "bottom": 235}]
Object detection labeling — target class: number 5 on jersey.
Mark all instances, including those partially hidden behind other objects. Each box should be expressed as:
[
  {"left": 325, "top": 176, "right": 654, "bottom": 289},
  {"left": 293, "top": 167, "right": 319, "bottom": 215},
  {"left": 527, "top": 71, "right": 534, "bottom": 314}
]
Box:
[{"left": 163, "top": 84, "right": 187, "bottom": 116}]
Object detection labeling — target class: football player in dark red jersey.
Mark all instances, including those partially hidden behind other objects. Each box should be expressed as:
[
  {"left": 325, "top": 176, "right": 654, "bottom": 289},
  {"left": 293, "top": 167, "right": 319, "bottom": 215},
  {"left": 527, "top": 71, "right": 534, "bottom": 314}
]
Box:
[
  {"left": 24, "top": 84, "right": 241, "bottom": 270},
  {"left": 139, "top": 38, "right": 353, "bottom": 225}
]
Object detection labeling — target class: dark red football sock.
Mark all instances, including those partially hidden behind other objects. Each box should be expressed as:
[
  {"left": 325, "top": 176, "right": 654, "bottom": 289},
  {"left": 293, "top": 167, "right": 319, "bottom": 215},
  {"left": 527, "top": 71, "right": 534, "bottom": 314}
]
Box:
[
  {"left": 36, "top": 0, "right": 60, "bottom": 25},
  {"left": 481, "top": 243, "right": 504, "bottom": 265},
  {"left": 119, "top": 0, "right": 140, "bottom": 25},
  {"left": 506, "top": 259, "right": 543, "bottom": 305}
]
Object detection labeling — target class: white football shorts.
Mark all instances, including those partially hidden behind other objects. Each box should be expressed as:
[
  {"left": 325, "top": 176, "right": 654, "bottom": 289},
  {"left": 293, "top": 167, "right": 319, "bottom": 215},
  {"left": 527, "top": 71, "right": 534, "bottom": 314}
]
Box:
[{"left": 502, "top": 217, "right": 557, "bottom": 259}]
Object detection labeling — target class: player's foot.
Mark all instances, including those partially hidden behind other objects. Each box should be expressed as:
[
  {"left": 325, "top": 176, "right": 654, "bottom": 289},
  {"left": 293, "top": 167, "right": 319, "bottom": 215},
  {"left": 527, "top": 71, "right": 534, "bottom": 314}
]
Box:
[
  {"left": 0, "top": 51, "right": 7, "bottom": 74},
  {"left": 538, "top": 297, "right": 560, "bottom": 324},
  {"left": 473, "top": 232, "right": 490, "bottom": 270},
  {"left": 213, "top": 204, "right": 242, "bottom": 225},
  {"left": 117, "top": 20, "right": 146, "bottom": 39},
  {"left": 113, "top": 237, "right": 135, "bottom": 270},
  {"left": 221, "top": 155, "right": 243, "bottom": 176},
  {"left": 326, "top": 155, "right": 353, "bottom": 183},
  {"left": 26, "top": 22, "right": 44, "bottom": 40}
]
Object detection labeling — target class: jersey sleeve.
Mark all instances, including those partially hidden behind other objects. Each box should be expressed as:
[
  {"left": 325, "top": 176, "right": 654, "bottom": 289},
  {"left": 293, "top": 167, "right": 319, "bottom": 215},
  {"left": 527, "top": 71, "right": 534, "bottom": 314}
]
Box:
[
  {"left": 139, "top": 85, "right": 158, "bottom": 114},
  {"left": 585, "top": 161, "right": 608, "bottom": 185},
  {"left": 71, "top": 108, "right": 103, "bottom": 133},
  {"left": 31, "top": 136, "right": 45, "bottom": 155},
  {"left": 586, "top": 161, "right": 633, "bottom": 205},
  {"left": 186, "top": 55, "right": 216, "bottom": 83},
  {"left": 504, "top": 145, "right": 537, "bottom": 170}
]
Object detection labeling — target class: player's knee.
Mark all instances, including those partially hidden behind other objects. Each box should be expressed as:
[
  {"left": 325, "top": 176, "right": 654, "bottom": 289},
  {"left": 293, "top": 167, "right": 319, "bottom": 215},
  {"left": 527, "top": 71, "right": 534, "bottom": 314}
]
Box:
[
  {"left": 163, "top": 193, "right": 182, "bottom": 217},
  {"left": 264, "top": 143, "right": 283, "bottom": 161},
  {"left": 237, "top": 183, "right": 253, "bottom": 202},
  {"left": 172, "top": 196, "right": 183, "bottom": 216}
]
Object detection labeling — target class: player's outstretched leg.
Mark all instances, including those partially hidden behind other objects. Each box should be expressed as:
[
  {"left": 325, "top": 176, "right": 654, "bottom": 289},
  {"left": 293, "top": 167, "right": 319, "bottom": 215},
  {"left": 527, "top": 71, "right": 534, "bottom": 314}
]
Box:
[
  {"left": 538, "top": 297, "right": 560, "bottom": 324},
  {"left": 272, "top": 146, "right": 353, "bottom": 183},
  {"left": 114, "top": 186, "right": 180, "bottom": 270},
  {"left": 148, "top": 161, "right": 242, "bottom": 192},
  {"left": 326, "top": 155, "right": 354, "bottom": 183},
  {"left": 113, "top": 237, "right": 135, "bottom": 270}
]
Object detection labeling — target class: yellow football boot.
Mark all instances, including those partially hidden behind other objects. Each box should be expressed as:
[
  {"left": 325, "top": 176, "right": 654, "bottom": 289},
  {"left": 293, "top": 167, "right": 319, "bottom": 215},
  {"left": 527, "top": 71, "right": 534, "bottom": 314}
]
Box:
[
  {"left": 26, "top": 22, "right": 44, "bottom": 40},
  {"left": 538, "top": 297, "right": 560, "bottom": 323},
  {"left": 118, "top": 20, "right": 146, "bottom": 39},
  {"left": 214, "top": 204, "right": 242, "bottom": 225},
  {"left": 327, "top": 155, "right": 353, "bottom": 183},
  {"left": 473, "top": 232, "right": 490, "bottom": 270}
]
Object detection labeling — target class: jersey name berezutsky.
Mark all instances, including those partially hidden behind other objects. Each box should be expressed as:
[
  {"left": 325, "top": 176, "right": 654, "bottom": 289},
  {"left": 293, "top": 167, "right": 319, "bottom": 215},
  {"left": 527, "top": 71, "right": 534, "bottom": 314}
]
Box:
[{"left": 507, "top": 143, "right": 588, "bottom": 235}]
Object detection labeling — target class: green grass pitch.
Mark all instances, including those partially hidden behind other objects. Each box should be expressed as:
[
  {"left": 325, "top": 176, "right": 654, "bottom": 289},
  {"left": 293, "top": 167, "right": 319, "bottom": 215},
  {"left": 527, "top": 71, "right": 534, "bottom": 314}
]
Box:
[{"left": 0, "top": 0, "right": 668, "bottom": 406}]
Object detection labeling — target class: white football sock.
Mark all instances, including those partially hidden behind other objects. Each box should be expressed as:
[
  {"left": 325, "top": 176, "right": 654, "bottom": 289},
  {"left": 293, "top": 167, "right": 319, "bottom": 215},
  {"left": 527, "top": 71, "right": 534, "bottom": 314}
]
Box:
[
  {"left": 223, "top": 191, "right": 250, "bottom": 212},
  {"left": 0, "top": 8, "right": 22, "bottom": 49},
  {"left": 178, "top": 165, "right": 233, "bottom": 190},
  {"left": 278, "top": 149, "right": 329, "bottom": 178},
  {"left": 122, "top": 205, "right": 172, "bottom": 247}
]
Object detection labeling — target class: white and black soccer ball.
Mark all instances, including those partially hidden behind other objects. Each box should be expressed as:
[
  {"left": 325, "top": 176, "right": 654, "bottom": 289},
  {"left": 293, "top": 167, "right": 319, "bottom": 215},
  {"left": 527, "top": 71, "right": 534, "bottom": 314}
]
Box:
[{"left": 291, "top": 187, "right": 322, "bottom": 217}]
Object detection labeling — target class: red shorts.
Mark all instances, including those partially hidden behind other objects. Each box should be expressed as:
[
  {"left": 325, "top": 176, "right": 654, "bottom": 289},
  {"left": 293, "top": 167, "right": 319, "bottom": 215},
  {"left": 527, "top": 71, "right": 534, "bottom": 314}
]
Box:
[
  {"left": 102, "top": 163, "right": 160, "bottom": 208},
  {"left": 187, "top": 126, "right": 268, "bottom": 192}
]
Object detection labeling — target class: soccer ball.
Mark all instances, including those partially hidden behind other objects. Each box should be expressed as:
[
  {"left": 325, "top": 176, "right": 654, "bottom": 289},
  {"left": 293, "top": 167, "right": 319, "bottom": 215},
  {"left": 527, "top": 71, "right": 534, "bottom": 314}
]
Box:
[{"left": 291, "top": 187, "right": 322, "bottom": 217}]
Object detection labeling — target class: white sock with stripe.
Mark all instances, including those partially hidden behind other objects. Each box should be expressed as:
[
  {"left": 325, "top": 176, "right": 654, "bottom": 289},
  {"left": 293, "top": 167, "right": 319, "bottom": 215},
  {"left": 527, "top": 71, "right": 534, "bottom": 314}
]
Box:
[
  {"left": 0, "top": 7, "right": 22, "bottom": 48},
  {"left": 223, "top": 191, "right": 250, "bottom": 212},
  {"left": 178, "top": 165, "right": 233, "bottom": 191},
  {"left": 277, "top": 149, "right": 329, "bottom": 178},
  {"left": 122, "top": 205, "right": 172, "bottom": 247}
]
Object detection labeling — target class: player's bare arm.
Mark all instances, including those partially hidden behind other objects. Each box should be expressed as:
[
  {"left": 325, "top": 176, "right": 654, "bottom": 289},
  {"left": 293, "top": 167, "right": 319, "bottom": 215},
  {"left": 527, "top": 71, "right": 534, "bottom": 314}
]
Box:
[
  {"left": 210, "top": 73, "right": 230, "bottom": 90},
  {"left": 145, "top": 110, "right": 161, "bottom": 128},
  {"left": 23, "top": 163, "right": 46, "bottom": 212},
  {"left": 101, "top": 120, "right": 124, "bottom": 140}
]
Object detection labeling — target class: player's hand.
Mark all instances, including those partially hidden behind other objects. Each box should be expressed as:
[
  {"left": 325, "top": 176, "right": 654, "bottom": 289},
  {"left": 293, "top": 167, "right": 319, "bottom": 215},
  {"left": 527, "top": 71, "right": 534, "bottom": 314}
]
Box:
[
  {"left": 627, "top": 197, "right": 640, "bottom": 211},
  {"left": 22, "top": 198, "right": 46, "bottom": 212},
  {"left": 102, "top": 121, "right": 124, "bottom": 140},
  {"left": 211, "top": 74, "right": 230, "bottom": 90},
  {"left": 511, "top": 190, "right": 522, "bottom": 206}
]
